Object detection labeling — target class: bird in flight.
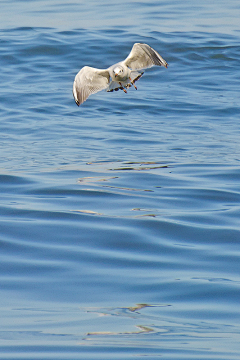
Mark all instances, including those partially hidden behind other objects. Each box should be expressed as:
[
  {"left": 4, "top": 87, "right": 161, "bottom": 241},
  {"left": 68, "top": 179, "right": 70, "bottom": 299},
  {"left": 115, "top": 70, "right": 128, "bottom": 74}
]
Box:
[{"left": 73, "top": 43, "right": 168, "bottom": 106}]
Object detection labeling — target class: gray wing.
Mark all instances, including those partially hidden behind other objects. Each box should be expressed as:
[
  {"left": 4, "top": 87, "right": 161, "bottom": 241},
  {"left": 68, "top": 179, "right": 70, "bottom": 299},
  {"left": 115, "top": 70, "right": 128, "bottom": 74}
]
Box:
[
  {"left": 73, "top": 66, "right": 110, "bottom": 106},
  {"left": 123, "top": 43, "right": 168, "bottom": 70}
]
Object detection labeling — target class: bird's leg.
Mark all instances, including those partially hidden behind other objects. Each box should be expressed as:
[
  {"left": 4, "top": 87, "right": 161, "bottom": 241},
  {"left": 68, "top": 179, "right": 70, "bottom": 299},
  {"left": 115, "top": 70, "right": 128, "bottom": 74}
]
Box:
[
  {"left": 119, "top": 82, "right": 127, "bottom": 93},
  {"left": 129, "top": 77, "right": 137, "bottom": 90}
]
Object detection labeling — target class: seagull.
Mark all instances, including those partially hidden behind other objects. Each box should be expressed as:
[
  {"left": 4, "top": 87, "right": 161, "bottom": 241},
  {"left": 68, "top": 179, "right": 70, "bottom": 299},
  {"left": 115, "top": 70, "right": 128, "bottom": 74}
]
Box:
[{"left": 73, "top": 43, "right": 168, "bottom": 106}]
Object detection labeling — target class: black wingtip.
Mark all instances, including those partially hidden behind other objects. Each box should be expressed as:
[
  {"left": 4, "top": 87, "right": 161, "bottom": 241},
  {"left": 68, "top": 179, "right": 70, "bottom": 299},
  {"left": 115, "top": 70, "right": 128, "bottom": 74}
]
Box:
[
  {"left": 73, "top": 86, "right": 80, "bottom": 106},
  {"left": 73, "top": 94, "right": 80, "bottom": 106}
]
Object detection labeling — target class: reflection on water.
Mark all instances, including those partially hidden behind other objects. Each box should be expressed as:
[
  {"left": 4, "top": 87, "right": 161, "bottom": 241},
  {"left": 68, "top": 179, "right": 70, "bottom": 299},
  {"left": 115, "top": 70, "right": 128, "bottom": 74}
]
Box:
[{"left": 2, "top": 300, "right": 240, "bottom": 359}]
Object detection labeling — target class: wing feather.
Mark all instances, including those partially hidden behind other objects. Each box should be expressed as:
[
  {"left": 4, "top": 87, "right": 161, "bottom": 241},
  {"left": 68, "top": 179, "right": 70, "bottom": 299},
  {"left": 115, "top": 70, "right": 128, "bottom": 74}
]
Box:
[
  {"left": 123, "top": 43, "right": 168, "bottom": 71},
  {"left": 73, "top": 66, "right": 110, "bottom": 106}
]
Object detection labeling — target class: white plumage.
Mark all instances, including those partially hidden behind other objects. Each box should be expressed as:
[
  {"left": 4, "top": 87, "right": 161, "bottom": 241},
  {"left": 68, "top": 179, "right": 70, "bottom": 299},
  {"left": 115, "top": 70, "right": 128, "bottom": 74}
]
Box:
[{"left": 73, "top": 43, "right": 168, "bottom": 106}]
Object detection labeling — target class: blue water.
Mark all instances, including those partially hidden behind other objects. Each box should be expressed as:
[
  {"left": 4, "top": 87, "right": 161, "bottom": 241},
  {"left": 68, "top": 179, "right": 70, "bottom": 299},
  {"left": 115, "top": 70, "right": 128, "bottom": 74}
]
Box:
[{"left": 1, "top": 1, "right": 240, "bottom": 359}]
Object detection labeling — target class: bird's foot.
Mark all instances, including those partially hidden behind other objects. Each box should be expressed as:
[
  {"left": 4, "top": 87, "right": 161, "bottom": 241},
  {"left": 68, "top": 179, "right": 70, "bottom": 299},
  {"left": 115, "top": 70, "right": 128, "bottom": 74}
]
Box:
[
  {"left": 129, "top": 77, "right": 137, "bottom": 90},
  {"left": 119, "top": 82, "right": 127, "bottom": 93}
]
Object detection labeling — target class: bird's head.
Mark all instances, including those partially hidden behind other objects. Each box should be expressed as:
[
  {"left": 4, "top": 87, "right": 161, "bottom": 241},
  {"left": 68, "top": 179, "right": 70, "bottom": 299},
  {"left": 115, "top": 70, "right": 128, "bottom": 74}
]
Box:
[{"left": 113, "top": 65, "right": 124, "bottom": 78}]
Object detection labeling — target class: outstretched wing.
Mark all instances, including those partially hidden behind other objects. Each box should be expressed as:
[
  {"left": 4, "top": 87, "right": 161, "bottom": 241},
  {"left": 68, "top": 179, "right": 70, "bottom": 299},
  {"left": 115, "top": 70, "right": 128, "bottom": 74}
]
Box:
[
  {"left": 123, "top": 43, "right": 168, "bottom": 71},
  {"left": 73, "top": 66, "right": 110, "bottom": 106}
]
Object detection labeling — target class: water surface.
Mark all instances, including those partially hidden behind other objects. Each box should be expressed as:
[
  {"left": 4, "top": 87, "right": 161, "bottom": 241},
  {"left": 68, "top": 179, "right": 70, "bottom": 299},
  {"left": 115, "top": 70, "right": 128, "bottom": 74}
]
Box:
[{"left": 1, "top": 1, "right": 240, "bottom": 359}]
